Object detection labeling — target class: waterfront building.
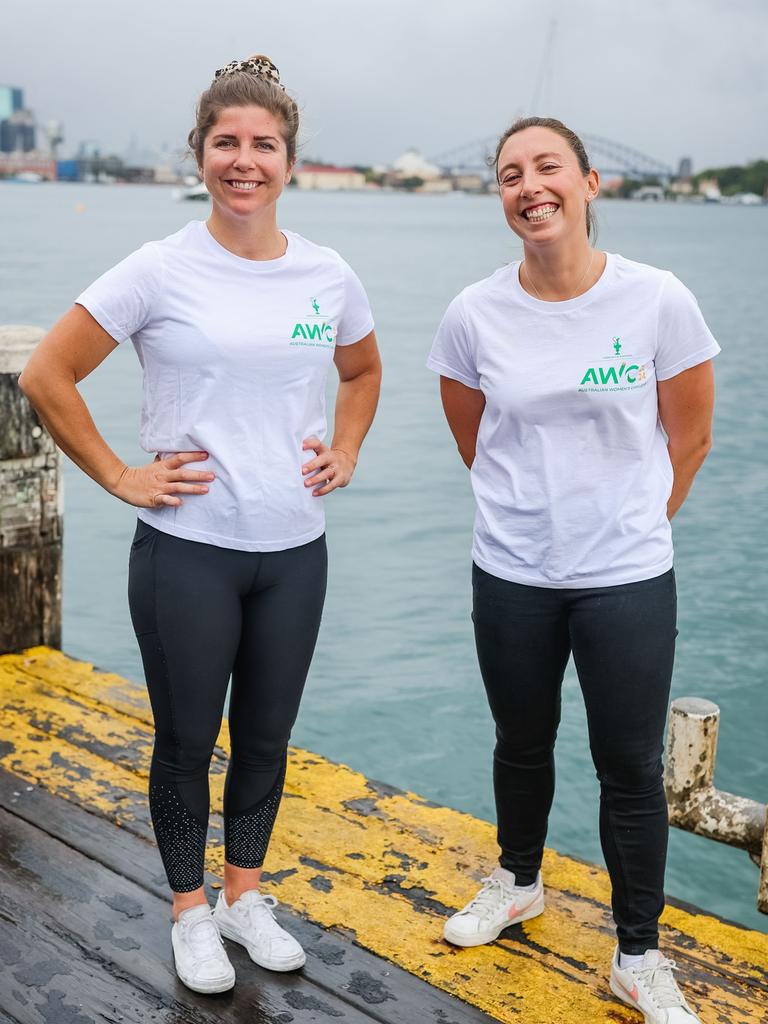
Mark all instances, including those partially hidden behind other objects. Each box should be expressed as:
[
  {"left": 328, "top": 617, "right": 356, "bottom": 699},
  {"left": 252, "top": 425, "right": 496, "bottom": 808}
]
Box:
[
  {"left": 294, "top": 164, "right": 366, "bottom": 190},
  {"left": 678, "top": 156, "right": 693, "bottom": 180},
  {"left": 391, "top": 148, "right": 441, "bottom": 181},
  {"left": 0, "top": 85, "right": 23, "bottom": 122},
  {"left": 669, "top": 179, "right": 694, "bottom": 196},
  {"left": 698, "top": 177, "right": 722, "bottom": 201},
  {"left": 599, "top": 177, "right": 625, "bottom": 196},
  {"left": 451, "top": 173, "right": 486, "bottom": 193},
  {"left": 0, "top": 86, "right": 36, "bottom": 153},
  {"left": 0, "top": 152, "right": 56, "bottom": 179},
  {"left": 418, "top": 178, "right": 453, "bottom": 193},
  {"left": 631, "top": 184, "right": 665, "bottom": 201}
]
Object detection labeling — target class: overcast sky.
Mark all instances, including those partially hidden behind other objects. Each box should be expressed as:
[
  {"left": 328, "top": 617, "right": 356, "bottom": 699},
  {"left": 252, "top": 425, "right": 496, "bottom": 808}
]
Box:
[{"left": 5, "top": 0, "right": 767, "bottom": 172}]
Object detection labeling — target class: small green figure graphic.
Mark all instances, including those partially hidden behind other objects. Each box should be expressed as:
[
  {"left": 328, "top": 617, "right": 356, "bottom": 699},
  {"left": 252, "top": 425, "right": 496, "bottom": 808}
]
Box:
[
  {"left": 312, "top": 298, "right": 320, "bottom": 314},
  {"left": 613, "top": 337, "right": 621, "bottom": 355}
]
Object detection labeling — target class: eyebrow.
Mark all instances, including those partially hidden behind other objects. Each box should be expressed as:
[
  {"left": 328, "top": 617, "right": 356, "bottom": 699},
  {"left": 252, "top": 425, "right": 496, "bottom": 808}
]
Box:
[
  {"left": 498, "top": 151, "right": 563, "bottom": 175},
  {"left": 211, "top": 133, "right": 279, "bottom": 142}
]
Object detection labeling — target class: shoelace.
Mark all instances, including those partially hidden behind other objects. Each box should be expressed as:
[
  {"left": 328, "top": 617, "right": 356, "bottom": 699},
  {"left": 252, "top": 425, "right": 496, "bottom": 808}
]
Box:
[
  {"left": 465, "top": 877, "right": 517, "bottom": 920},
  {"left": 237, "top": 892, "right": 280, "bottom": 929},
  {"left": 184, "top": 915, "right": 227, "bottom": 963},
  {"left": 636, "top": 957, "right": 686, "bottom": 1009}
]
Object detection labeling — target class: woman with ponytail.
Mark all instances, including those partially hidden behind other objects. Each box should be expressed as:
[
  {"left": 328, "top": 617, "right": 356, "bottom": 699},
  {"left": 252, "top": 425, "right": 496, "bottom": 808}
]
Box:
[{"left": 428, "top": 117, "right": 717, "bottom": 1024}]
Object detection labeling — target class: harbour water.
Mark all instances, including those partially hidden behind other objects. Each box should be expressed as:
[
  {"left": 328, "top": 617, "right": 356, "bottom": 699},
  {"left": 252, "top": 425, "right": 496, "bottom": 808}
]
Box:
[{"left": 1, "top": 182, "right": 766, "bottom": 931}]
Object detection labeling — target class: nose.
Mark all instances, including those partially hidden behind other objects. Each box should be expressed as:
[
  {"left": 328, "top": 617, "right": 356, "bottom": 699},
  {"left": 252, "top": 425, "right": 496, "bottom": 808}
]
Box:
[
  {"left": 519, "top": 169, "right": 541, "bottom": 199},
  {"left": 233, "top": 145, "right": 255, "bottom": 171}
]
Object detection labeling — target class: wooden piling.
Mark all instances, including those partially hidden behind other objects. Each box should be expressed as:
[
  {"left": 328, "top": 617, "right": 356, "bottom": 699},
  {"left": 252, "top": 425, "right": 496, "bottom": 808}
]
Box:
[{"left": 0, "top": 325, "right": 62, "bottom": 654}]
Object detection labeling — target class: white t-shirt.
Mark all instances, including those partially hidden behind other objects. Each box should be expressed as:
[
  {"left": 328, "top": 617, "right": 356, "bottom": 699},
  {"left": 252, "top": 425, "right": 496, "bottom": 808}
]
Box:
[
  {"left": 427, "top": 253, "right": 720, "bottom": 588},
  {"left": 77, "top": 220, "right": 374, "bottom": 551}
]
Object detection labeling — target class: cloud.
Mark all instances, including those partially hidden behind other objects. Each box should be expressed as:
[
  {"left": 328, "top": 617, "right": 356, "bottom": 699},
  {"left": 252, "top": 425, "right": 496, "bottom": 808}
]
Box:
[{"left": 4, "top": 0, "right": 766, "bottom": 168}]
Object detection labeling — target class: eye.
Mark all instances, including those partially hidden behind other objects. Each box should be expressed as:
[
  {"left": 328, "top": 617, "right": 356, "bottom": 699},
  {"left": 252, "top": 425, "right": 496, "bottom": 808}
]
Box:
[
  {"left": 256, "top": 141, "right": 276, "bottom": 151},
  {"left": 216, "top": 139, "right": 235, "bottom": 148},
  {"left": 541, "top": 163, "right": 559, "bottom": 171},
  {"left": 501, "top": 173, "right": 520, "bottom": 186}
]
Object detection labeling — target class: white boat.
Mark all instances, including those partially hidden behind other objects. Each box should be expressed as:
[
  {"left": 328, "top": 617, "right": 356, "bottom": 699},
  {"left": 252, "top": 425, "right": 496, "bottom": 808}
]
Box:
[
  {"left": 172, "top": 181, "right": 209, "bottom": 201},
  {"left": 11, "top": 171, "right": 45, "bottom": 184}
]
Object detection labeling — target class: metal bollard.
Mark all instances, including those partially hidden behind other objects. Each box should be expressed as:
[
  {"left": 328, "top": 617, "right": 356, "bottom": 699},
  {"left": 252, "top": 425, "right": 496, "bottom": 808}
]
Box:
[
  {"left": 665, "top": 697, "right": 768, "bottom": 914},
  {"left": 0, "top": 325, "right": 62, "bottom": 653}
]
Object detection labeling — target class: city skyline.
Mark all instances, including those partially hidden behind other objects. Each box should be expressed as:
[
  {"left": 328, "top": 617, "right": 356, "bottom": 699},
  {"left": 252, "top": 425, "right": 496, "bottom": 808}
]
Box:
[{"left": 4, "top": 0, "right": 767, "bottom": 171}]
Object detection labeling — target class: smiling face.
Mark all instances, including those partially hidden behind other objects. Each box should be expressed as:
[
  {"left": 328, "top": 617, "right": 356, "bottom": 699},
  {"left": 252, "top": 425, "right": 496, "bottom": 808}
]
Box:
[
  {"left": 497, "top": 126, "right": 599, "bottom": 247},
  {"left": 200, "top": 105, "right": 293, "bottom": 221}
]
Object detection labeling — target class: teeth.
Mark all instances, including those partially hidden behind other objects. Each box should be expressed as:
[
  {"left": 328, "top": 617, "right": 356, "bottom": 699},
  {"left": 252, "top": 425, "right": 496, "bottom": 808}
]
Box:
[
  {"left": 229, "top": 181, "right": 259, "bottom": 190},
  {"left": 525, "top": 204, "right": 558, "bottom": 222}
]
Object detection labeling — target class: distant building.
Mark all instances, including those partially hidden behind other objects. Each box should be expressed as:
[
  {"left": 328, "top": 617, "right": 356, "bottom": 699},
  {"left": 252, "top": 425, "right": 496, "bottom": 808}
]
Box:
[
  {"left": 56, "top": 159, "right": 81, "bottom": 182},
  {"left": 631, "top": 185, "right": 665, "bottom": 201},
  {"left": 419, "top": 178, "right": 453, "bottom": 193},
  {"left": 0, "top": 152, "right": 56, "bottom": 180},
  {"left": 0, "top": 86, "right": 35, "bottom": 153},
  {"left": 698, "top": 177, "right": 721, "bottom": 201},
  {"left": 451, "top": 173, "right": 486, "bottom": 192},
  {"left": 294, "top": 164, "right": 366, "bottom": 190},
  {"left": 0, "top": 85, "right": 23, "bottom": 121},
  {"left": 599, "top": 177, "right": 625, "bottom": 196},
  {"left": 392, "top": 149, "right": 441, "bottom": 181},
  {"left": 677, "top": 157, "right": 693, "bottom": 180}
]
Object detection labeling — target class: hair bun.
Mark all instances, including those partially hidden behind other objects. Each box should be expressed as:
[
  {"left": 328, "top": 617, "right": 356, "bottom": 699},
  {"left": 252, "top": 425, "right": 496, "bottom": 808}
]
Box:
[
  {"left": 246, "top": 53, "right": 276, "bottom": 67},
  {"left": 214, "top": 55, "right": 283, "bottom": 89}
]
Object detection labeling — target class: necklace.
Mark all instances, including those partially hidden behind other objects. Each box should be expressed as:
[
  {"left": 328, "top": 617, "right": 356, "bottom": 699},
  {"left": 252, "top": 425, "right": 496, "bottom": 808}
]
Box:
[{"left": 523, "top": 250, "right": 595, "bottom": 302}]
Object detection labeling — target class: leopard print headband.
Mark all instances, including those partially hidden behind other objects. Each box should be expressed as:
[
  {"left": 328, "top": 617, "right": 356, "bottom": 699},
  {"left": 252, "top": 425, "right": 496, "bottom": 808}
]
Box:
[{"left": 214, "top": 56, "right": 284, "bottom": 90}]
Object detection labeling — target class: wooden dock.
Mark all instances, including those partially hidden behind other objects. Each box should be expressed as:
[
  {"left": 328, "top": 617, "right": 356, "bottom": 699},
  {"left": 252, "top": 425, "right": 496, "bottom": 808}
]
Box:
[{"left": 1, "top": 647, "right": 766, "bottom": 1024}]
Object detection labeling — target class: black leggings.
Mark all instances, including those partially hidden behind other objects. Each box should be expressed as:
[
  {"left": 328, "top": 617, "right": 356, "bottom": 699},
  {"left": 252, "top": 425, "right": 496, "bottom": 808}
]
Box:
[
  {"left": 472, "top": 563, "right": 677, "bottom": 954},
  {"left": 128, "top": 520, "right": 327, "bottom": 893}
]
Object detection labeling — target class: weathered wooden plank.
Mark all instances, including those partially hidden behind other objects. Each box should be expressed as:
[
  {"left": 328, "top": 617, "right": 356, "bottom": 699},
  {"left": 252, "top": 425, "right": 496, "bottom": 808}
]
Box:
[
  {"left": 0, "top": 768, "right": 496, "bottom": 1024},
  {"left": 0, "top": 885, "right": 226, "bottom": 1024},
  {"left": 0, "top": 805, "right": 388, "bottom": 1024},
  {"left": 1, "top": 648, "right": 767, "bottom": 1024}
]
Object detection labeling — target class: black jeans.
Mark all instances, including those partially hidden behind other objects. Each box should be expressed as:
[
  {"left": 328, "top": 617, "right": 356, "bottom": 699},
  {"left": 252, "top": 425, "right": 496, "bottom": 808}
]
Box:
[
  {"left": 472, "top": 563, "right": 677, "bottom": 954},
  {"left": 128, "top": 520, "right": 327, "bottom": 892}
]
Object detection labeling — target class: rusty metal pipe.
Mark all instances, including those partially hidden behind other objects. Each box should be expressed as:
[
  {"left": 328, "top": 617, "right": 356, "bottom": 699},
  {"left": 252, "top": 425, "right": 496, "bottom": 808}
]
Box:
[{"left": 664, "top": 697, "right": 767, "bottom": 914}]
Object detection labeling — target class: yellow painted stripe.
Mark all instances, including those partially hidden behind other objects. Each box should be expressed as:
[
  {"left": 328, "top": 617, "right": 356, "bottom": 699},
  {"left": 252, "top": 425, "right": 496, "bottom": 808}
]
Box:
[{"left": 1, "top": 647, "right": 766, "bottom": 1024}]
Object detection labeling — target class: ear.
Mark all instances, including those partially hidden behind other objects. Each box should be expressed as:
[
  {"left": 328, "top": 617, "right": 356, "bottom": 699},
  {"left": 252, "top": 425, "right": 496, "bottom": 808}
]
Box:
[
  {"left": 284, "top": 159, "right": 295, "bottom": 186},
  {"left": 586, "top": 167, "right": 600, "bottom": 202}
]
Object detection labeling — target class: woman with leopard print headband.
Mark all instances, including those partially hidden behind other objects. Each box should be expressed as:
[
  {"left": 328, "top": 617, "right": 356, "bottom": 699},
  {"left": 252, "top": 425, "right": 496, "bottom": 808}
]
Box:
[{"left": 20, "top": 52, "right": 381, "bottom": 995}]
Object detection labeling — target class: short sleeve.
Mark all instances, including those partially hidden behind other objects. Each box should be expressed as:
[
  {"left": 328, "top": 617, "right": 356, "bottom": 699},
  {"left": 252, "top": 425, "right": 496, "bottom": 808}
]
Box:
[
  {"left": 655, "top": 274, "right": 721, "bottom": 381},
  {"left": 426, "top": 293, "right": 481, "bottom": 389},
  {"left": 336, "top": 259, "right": 374, "bottom": 346},
  {"left": 75, "top": 243, "right": 164, "bottom": 344}
]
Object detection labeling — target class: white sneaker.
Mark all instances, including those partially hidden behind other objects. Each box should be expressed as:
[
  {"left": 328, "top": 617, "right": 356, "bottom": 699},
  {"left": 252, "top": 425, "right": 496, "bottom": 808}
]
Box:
[
  {"left": 214, "top": 890, "right": 306, "bottom": 971},
  {"left": 171, "top": 904, "right": 235, "bottom": 994},
  {"left": 443, "top": 867, "right": 545, "bottom": 946},
  {"left": 610, "top": 947, "right": 701, "bottom": 1023}
]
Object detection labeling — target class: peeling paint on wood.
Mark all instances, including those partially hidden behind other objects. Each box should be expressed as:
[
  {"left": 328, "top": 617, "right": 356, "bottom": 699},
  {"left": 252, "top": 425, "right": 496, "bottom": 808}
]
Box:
[{"left": 1, "top": 647, "right": 767, "bottom": 1024}]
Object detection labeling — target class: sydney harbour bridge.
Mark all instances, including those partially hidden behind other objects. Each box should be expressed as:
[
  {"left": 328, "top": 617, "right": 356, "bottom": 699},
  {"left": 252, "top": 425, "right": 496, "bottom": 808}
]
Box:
[
  {"left": 428, "top": 19, "right": 676, "bottom": 184},
  {"left": 428, "top": 134, "right": 675, "bottom": 183}
]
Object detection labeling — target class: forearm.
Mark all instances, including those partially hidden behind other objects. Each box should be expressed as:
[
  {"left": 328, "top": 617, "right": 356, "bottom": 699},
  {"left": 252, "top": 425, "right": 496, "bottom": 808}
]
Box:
[
  {"left": 330, "top": 369, "right": 381, "bottom": 462},
  {"left": 454, "top": 434, "right": 476, "bottom": 470},
  {"left": 21, "top": 373, "right": 125, "bottom": 493},
  {"left": 439, "top": 377, "right": 485, "bottom": 471},
  {"left": 666, "top": 438, "right": 712, "bottom": 518}
]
